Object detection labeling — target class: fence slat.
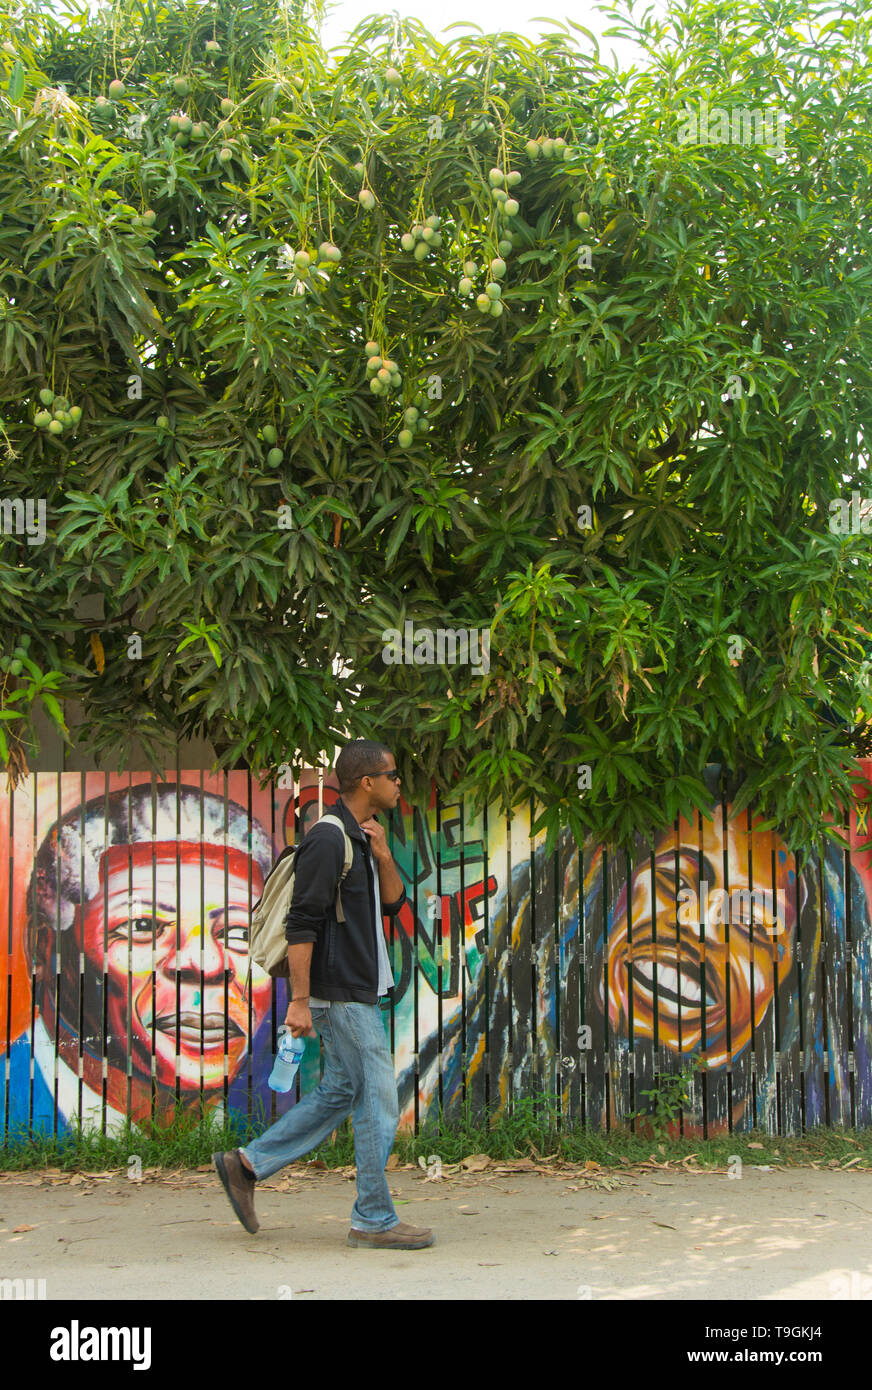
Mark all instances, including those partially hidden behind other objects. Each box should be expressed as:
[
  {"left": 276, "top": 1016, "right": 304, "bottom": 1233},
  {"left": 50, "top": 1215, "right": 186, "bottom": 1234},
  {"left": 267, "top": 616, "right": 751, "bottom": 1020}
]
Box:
[
  {"left": 850, "top": 840, "right": 872, "bottom": 1126},
  {"left": 531, "top": 807, "right": 557, "bottom": 1119},
  {"left": 436, "top": 790, "right": 463, "bottom": 1127},
  {"left": 628, "top": 834, "right": 657, "bottom": 1139},
  {"left": 822, "top": 842, "right": 852, "bottom": 1127},
  {"left": 458, "top": 797, "right": 488, "bottom": 1130},
  {"left": 779, "top": 848, "right": 803, "bottom": 1137},
  {"left": 725, "top": 806, "right": 751, "bottom": 1134},
  {"left": 799, "top": 846, "right": 827, "bottom": 1126},
  {"left": 558, "top": 827, "right": 583, "bottom": 1125},
  {"left": 507, "top": 802, "right": 533, "bottom": 1115},
  {"left": 749, "top": 811, "right": 778, "bottom": 1135},
  {"left": 700, "top": 789, "right": 728, "bottom": 1138},
  {"left": 582, "top": 843, "right": 606, "bottom": 1131}
]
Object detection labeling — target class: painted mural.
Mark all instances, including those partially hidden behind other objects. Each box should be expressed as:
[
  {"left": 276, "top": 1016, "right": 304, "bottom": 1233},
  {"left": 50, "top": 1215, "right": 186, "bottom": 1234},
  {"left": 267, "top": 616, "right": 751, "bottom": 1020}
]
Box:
[{"left": 2, "top": 764, "right": 871, "bottom": 1140}]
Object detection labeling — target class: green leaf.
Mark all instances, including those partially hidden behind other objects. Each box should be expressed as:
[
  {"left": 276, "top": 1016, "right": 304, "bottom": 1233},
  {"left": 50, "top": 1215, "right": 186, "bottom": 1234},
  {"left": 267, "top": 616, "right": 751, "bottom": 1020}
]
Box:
[{"left": 8, "top": 60, "right": 24, "bottom": 103}]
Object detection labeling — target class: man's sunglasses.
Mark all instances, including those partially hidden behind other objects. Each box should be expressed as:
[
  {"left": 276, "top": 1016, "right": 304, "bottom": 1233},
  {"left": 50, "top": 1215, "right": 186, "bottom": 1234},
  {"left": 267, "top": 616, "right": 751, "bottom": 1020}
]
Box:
[{"left": 362, "top": 769, "right": 401, "bottom": 781}]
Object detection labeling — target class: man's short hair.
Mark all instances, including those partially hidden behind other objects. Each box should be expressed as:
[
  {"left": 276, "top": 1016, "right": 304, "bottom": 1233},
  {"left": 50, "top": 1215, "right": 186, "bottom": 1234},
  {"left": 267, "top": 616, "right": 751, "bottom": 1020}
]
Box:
[{"left": 335, "top": 740, "right": 393, "bottom": 794}]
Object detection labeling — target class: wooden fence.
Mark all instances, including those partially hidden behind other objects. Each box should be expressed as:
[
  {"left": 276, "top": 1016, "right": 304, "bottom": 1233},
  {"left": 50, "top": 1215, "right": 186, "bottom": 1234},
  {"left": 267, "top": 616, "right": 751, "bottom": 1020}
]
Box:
[{"left": 3, "top": 763, "right": 872, "bottom": 1140}]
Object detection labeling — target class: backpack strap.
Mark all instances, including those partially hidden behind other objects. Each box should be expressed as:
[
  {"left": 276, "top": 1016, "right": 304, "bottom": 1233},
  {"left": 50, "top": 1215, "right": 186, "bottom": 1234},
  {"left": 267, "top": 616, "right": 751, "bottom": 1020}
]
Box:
[{"left": 316, "top": 814, "right": 354, "bottom": 923}]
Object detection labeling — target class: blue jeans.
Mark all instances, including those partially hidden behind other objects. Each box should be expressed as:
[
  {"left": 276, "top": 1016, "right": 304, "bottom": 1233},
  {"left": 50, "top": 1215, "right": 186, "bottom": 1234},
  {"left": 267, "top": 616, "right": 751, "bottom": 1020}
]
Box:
[{"left": 240, "top": 1002, "right": 400, "bottom": 1232}]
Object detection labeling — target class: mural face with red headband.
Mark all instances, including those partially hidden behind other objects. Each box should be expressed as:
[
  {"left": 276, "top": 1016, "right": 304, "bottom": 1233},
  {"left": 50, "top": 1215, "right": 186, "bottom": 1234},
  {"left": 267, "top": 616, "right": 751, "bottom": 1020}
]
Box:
[
  {"left": 76, "top": 839, "right": 269, "bottom": 1099},
  {"left": 26, "top": 783, "right": 275, "bottom": 1123}
]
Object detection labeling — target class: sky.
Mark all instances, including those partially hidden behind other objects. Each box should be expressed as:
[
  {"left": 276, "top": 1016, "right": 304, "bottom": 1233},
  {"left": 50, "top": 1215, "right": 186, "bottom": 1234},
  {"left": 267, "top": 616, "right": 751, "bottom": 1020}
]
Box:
[
  {"left": 58, "top": 0, "right": 661, "bottom": 69},
  {"left": 316, "top": 0, "right": 659, "bottom": 64}
]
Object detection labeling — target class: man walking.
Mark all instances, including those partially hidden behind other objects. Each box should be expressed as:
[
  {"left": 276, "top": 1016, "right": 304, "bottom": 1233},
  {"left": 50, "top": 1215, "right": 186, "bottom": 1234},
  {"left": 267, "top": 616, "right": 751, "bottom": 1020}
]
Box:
[{"left": 214, "top": 740, "right": 434, "bottom": 1249}]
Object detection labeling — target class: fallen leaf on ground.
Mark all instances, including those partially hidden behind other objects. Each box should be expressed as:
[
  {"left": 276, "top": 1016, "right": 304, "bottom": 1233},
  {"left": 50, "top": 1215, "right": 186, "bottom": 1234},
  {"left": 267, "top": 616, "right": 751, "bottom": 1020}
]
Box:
[
  {"left": 461, "top": 1154, "right": 491, "bottom": 1171},
  {"left": 12, "top": 1224, "right": 34, "bottom": 1232},
  {"left": 748, "top": 1142, "right": 764, "bottom": 1150}
]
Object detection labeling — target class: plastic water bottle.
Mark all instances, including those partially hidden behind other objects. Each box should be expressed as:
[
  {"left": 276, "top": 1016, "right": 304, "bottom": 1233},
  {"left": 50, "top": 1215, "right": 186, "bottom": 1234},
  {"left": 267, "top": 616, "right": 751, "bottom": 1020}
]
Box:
[{"left": 268, "top": 1026, "right": 307, "bottom": 1092}]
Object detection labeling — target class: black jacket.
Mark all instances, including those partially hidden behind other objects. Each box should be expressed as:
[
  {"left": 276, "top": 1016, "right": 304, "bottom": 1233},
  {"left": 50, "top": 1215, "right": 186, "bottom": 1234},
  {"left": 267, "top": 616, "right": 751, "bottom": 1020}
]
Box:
[{"left": 283, "top": 796, "right": 406, "bottom": 1003}]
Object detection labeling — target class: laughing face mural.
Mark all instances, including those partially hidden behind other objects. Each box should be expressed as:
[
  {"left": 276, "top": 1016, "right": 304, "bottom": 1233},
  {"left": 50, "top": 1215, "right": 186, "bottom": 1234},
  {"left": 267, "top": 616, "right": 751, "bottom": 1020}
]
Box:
[
  {"left": 601, "top": 819, "right": 797, "bottom": 1070},
  {"left": 26, "top": 783, "right": 275, "bottom": 1124},
  {"left": 440, "top": 787, "right": 857, "bottom": 1137}
]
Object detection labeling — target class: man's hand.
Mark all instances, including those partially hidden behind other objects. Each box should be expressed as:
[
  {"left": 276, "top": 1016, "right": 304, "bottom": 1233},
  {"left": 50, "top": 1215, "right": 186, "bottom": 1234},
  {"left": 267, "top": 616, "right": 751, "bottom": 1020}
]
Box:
[
  {"left": 361, "top": 816, "right": 390, "bottom": 861},
  {"left": 362, "top": 816, "right": 405, "bottom": 906},
  {"left": 285, "top": 999, "right": 316, "bottom": 1038}
]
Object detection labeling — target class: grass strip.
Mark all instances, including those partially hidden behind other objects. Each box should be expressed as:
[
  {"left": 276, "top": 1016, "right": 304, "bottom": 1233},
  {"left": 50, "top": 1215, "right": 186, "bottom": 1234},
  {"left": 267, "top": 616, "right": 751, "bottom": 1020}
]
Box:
[{"left": 2, "top": 1094, "right": 872, "bottom": 1174}]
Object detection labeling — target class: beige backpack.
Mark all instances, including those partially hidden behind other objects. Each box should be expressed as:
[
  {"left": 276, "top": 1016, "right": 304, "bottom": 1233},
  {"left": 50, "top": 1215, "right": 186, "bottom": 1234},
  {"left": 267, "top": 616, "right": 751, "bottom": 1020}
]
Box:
[{"left": 246, "top": 815, "right": 354, "bottom": 984}]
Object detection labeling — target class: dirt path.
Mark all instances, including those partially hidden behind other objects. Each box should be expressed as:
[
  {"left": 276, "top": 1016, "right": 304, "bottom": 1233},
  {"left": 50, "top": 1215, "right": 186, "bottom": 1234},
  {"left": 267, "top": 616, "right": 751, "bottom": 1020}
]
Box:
[{"left": 2, "top": 1160, "right": 871, "bottom": 1300}]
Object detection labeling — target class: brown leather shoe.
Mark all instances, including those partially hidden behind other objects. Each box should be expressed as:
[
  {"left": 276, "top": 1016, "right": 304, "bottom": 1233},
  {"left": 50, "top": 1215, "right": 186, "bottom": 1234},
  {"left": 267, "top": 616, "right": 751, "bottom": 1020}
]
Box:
[
  {"left": 213, "top": 1150, "right": 259, "bottom": 1234},
  {"left": 347, "top": 1220, "right": 434, "bottom": 1249}
]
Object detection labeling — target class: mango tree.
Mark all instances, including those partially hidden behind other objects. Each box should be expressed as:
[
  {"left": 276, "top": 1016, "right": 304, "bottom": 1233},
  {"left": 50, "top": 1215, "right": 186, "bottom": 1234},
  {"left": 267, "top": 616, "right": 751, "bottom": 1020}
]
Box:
[{"left": 0, "top": 0, "right": 871, "bottom": 859}]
